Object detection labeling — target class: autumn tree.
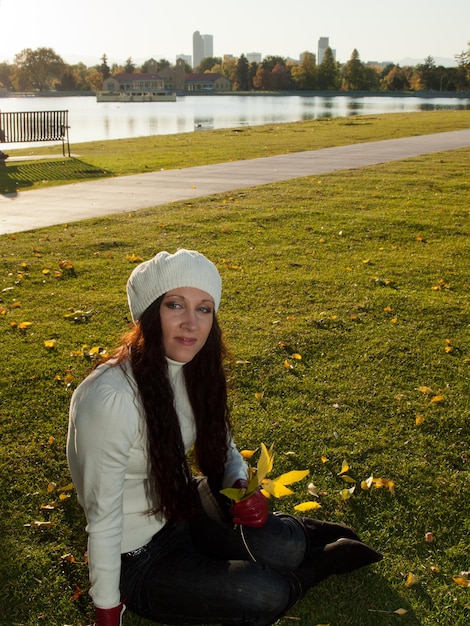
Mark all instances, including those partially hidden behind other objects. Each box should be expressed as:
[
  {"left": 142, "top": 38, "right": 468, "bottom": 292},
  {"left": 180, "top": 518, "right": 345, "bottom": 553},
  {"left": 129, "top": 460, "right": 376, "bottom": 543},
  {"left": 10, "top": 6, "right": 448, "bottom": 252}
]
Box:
[
  {"left": 253, "top": 67, "right": 273, "bottom": 90},
  {"left": 195, "top": 57, "right": 222, "bottom": 72},
  {"left": 383, "top": 65, "right": 412, "bottom": 91},
  {"left": 12, "top": 47, "right": 66, "bottom": 91},
  {"left": 415, "top": 56, "right": 440, "bottom": 90},
  {"left": 271, "top": 62, "right": 294, "bottom": 90},
  {"left": 291, "top": 51, "right": 317, "bottom": 90},
  {"left": 317, "top": 47, "right": 340, "bottom": 90},
  {"left": 342, "top": 48, "right": 366, "bottom": 90}
]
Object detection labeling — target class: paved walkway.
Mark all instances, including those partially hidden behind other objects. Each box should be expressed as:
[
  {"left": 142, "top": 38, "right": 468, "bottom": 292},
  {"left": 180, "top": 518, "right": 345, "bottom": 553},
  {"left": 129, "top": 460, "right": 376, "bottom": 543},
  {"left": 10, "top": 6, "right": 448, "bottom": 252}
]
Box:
[{"left": 1, "top": 129, "right": 469, "bottom": 235}]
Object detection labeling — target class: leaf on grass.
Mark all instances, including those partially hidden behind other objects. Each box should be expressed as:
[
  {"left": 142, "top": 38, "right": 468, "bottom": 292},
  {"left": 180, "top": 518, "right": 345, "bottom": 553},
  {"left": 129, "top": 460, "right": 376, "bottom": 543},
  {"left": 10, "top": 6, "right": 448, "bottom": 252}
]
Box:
[
  {"left": 283, "top": 359, "right": 293, "bottom": 369},
  {"left": 453, "top": 576, "right": 470, "bottom": 588},
  {"left": 294, "top": 501, "right": 322, "bottom": 512},
  {"left": 64, "top": 310, "right": 92, "bottom": 323},
  {"left": 25, "top": 521, "right": 55, "bottom": 528},
  {"left": 338, "top": 460, "right": 349, "bottom": 475},
  {"left": 47, "top": 482, "right": 57, "bottom": 493},
  {"left": 241, "top": 449, "right": 256, "bottom": 460},
  {"left": 361, "top": 474, "right": 374, "bottom": 490},
  {"left": 307, "top": 483, "right": 319, "bottom": 497},
  {"left": 430, "top": 395, "right": 444, "bottom": 403},
  {"left": 321, "top": 455, "right": 329, "bottom": 464},
  {"left": 394, "top": 608, "right": 408, "bottom": 615},
  {"left": 58, "top": 483, "right": 74, "bottom": 492},
  {"left": 18, "top": 321, "right": 32, "bottom": 330},
  {"left": 126, "top": 253, "right": 144, "bottom": 263},
  {"left": 291, "top": 353, "right": 302, "bottom": 360},
  {"left": 341, "top": 475, "right": 357, "bottom": 484},
  {"left": 405, "top": 572, "right": 419, "bottom": 587},
  {"left": 417, "top": 386, "right": 434, "bottom": 394},
  {"left": 44, "top": 339, "right": 57, "bottom": 349},
  {"left": 340, "top": 486, "right": 355, "bottom": 500},
  {"left": 415, "top": 415, "right": 425, "bottom": 425}
]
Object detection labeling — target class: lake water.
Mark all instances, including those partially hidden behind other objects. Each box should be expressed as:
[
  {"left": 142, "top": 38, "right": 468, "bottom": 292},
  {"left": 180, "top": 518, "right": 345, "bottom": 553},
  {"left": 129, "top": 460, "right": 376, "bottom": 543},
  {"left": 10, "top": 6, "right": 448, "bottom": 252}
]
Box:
[{"left": 1, "top": 94, "right": 469, "bottom": 149}]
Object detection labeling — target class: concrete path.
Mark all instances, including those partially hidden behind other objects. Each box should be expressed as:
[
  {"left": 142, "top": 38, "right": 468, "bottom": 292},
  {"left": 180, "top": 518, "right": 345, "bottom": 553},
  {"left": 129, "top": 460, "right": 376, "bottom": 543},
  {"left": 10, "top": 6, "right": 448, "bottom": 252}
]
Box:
[{"left": 1, "top": 129, "right": 469, "bottom": 235}]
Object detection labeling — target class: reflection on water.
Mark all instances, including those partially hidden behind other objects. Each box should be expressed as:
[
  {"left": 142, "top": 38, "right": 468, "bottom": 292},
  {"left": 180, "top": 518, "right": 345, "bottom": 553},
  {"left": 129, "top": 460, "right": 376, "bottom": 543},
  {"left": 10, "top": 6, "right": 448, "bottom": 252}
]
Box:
[{"left": 0, "top": 94, "right": 468, "bottom": 148}]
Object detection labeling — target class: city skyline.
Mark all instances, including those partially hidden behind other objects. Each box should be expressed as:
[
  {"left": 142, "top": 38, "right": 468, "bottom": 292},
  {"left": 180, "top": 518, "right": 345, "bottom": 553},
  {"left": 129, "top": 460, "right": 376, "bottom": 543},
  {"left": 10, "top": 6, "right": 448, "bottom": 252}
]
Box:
[{"left": 1, "top": 0, "right": 469, "bottom": 68}]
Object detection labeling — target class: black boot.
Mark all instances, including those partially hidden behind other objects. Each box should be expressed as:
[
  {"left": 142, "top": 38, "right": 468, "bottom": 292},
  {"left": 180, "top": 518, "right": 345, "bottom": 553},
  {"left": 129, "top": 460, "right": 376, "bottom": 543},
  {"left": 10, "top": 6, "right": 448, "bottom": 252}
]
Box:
[
  {"left": 293, "top": 537, "right": 383, "bottom": 593},
  {"left": 299, "top": 516, "right": 361, "bottom": 546}
]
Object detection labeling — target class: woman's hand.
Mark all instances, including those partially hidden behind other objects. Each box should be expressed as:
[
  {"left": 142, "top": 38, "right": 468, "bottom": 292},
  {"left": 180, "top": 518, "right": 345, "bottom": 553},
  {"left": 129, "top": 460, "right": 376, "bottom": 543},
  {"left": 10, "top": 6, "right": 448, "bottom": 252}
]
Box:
[
  {"left": 92, "top": 603, "right": 126, "bottom": 626},
  {"left": 229, "top": 490, "right": 269, "bottom": 528}
]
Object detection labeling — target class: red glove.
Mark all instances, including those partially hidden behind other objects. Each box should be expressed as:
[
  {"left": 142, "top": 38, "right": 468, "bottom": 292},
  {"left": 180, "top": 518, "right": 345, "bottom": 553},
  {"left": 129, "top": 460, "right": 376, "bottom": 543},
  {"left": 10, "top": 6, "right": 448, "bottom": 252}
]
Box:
[
  {"left": 92, "top": 603, "right": 126, "bottom": 626},
  {"left": 230, "top": 490, "right": 269, "bottom": 528}
]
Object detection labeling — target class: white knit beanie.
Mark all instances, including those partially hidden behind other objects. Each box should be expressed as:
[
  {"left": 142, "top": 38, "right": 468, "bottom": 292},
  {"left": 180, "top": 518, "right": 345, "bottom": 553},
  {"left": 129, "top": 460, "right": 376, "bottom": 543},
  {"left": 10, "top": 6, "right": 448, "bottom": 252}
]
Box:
[{"left": 126, "top": 249, "right": 222, "bottom": 321}]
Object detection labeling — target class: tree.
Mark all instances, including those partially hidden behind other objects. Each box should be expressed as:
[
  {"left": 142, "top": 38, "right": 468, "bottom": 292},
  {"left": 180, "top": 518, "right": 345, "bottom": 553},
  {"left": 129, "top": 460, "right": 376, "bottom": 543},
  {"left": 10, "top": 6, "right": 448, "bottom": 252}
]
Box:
[
  {"left": 454, "top": 50, "right": 470, "bottom": 91},
  {"left": 236, "top": 54, "right": 250, "bottom": 91},
  {"left": 124, "top": 57, "right": 136, "bottom": 73},
  {"left": 342, "top": 49, "right": 366, "bottom": 90},
  {"left": 416, "top": 56, "right": 439, "bottom": 90},
  {"left": 383, "top": 65, "right": 412, "bottom": 91},
  {"left": 195, "top": 57, "right": 222, "bottom": 72},
  {"left": 253, "top": 67, "right": 273, "bottom": 90},
  {"left": 100, "top": 54, "right": 111, "bottom": 79},
  {"left": 317, "top": 47, "right": 340, "bottom": 90},
  {"left": 271, "top": 62, "right": 294, "bottom": 90},
  {"left": 291, "top": 51, "right": 317, "bottom": 90},
  {"left": 12, "top": 47, "right": 66, "bottom": 91},
  {"left": 0, "top": 62, "right": 13, "bottom": 90}
]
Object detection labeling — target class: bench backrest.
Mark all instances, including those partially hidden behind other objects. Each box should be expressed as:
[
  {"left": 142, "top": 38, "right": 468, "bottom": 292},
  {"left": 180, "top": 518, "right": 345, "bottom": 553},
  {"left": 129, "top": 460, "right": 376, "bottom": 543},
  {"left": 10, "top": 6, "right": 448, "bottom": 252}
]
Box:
[
  {"left": 0, "top": 109, "right": 70, "bottom": 156},
  {"left": 0, "top": 110, "right": 69, "bottom": 143}
]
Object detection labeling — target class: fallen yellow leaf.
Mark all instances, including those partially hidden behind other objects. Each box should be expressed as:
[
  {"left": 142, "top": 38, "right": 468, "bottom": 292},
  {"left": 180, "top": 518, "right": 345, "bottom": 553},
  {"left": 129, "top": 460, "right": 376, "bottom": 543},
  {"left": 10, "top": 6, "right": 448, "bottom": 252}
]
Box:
[
  {"left": 405, "top": 572, "right": 419, "bottom": 587},
  {"left": 294, "top": 501, "right": 322, "bottom": 512},
  {"left": 453, "top": 576, "right": 470, "bottom": 588}
]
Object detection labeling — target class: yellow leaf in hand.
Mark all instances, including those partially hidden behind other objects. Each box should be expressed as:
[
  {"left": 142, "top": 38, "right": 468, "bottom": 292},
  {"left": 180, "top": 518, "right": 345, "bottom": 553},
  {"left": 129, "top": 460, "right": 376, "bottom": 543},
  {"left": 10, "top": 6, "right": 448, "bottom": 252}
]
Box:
[
  {"left": 274, "top": 470, "right": 310, "bottom": 486},
  {"left": 261, "top": 479, "right": 294, "bottom": 498},
  {"left": 257, "top": 443, "right": 274, "bottom": 483}
]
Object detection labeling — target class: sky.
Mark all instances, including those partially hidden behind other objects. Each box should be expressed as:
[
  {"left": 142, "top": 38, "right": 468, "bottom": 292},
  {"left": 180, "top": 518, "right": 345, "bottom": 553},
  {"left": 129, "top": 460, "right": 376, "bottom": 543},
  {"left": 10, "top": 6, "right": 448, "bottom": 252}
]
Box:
[{"left": 1, "top": 0, "right": 468, "bottom": 67}]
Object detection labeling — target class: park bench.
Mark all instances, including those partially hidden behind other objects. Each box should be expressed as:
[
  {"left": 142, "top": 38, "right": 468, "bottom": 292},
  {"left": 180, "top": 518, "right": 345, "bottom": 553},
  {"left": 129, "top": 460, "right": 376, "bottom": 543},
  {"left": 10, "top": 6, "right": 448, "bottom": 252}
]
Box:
[{"left": 0, "top": 110, "right": 71, "bottom": 163}]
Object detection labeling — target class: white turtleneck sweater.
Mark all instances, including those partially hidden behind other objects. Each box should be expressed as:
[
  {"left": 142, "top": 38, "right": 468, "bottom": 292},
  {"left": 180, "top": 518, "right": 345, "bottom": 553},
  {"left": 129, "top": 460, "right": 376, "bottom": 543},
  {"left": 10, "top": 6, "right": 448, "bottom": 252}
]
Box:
[{"left": 67, "top": 357, "right": 247, "bottom": 609}]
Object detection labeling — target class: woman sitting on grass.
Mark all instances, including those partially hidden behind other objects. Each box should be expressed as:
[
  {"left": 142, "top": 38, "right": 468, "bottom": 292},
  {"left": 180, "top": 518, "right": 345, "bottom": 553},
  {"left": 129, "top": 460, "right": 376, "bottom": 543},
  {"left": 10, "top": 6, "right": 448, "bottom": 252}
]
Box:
[{"left": 67, "top": 248, "right": 382, "bottom": 626}]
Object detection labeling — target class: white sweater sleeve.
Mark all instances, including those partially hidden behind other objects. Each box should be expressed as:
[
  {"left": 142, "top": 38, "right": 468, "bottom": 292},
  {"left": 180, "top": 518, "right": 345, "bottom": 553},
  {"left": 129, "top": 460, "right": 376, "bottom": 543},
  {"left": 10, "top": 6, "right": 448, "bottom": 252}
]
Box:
[
  {"left": 67, "top": 366, "right": 140, "bottom": 609},
  {"left": 222, "top": 436, "right": 249, "bottom": 488}
]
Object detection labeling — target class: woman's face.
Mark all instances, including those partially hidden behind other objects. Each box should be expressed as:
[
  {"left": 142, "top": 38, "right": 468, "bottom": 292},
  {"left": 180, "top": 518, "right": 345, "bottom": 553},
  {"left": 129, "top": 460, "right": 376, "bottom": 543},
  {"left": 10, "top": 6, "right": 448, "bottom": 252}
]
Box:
[{"left": 159, "top": 287, "right": 215, "bottom": 363}]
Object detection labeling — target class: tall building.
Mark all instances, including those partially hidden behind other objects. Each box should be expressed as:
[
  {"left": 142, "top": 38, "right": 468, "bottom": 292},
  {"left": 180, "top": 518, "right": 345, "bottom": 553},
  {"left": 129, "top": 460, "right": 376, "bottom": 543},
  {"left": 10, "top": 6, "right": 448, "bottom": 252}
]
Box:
[
  {"left": 318, "top": 37, "right": 329, "bottom": 64},
  {"left": 246, "top": 52, "right": 262, "bottom": 64},
  {"left": 318, "top": 37, "right": 336, "bottom": 64},
  {"left": 193, "top": 31, "right": 214, "bottom": 68}
]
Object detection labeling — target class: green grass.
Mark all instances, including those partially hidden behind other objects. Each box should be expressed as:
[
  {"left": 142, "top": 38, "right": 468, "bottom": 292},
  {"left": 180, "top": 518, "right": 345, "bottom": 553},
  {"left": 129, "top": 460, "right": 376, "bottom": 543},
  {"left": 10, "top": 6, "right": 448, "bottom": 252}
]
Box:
[
  {"left": 0, "top": 114, "right": 469, "bottom": 625},
  {"left": 1, "top": 109, "right": 469, "bottom": 192}
]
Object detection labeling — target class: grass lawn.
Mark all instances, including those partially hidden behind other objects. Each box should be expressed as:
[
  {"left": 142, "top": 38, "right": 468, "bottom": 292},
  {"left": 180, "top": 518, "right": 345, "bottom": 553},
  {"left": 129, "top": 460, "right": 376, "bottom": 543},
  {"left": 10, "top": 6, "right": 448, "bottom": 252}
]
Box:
[{"left": 0, "top": 112, "right": 469, "bottom": 625}]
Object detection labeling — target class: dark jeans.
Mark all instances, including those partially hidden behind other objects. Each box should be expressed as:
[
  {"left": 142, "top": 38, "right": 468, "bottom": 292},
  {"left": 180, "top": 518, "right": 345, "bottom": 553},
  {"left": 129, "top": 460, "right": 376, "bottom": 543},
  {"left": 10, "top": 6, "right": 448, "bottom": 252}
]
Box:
[{"left": 120, "top": 512, "right": 307, "bottom": 626}]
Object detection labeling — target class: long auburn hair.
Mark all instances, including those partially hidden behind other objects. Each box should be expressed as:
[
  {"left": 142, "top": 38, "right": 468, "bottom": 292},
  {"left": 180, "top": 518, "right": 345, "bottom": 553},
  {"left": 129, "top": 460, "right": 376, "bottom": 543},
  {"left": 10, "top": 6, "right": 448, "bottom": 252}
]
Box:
[{"left": 112, "top": 296, "right": 231, "bottom": 521}]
